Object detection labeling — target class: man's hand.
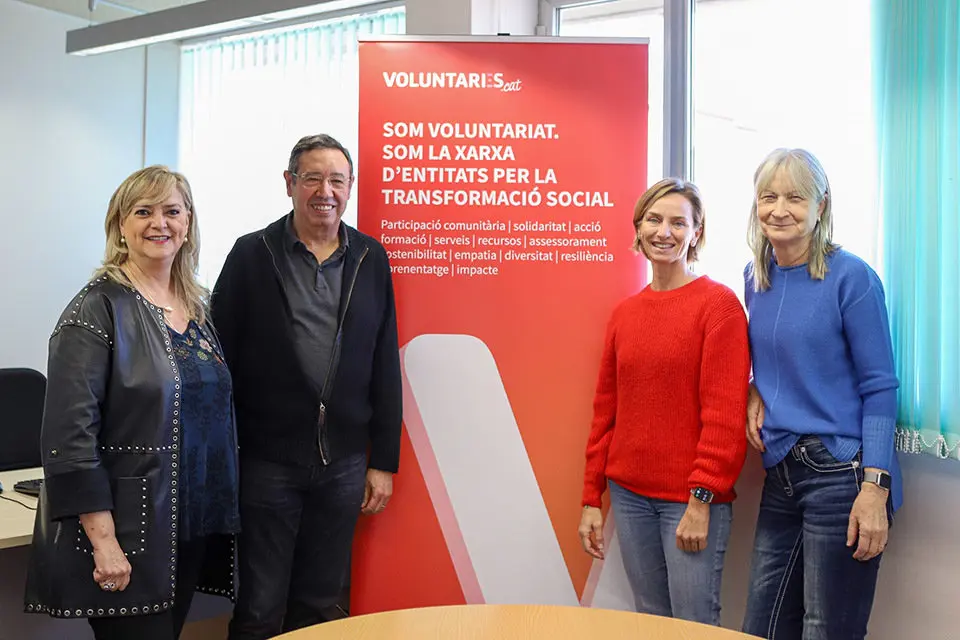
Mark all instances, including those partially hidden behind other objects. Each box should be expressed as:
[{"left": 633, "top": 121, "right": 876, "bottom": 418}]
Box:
[{"left": 361, "top": 468, "right": 394, "bottom": 515}]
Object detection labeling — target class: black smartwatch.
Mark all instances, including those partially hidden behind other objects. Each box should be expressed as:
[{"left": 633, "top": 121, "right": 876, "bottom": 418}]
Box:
[
  {"left": 863, "top": 469, "right": 892, "bottom": 491},
  {"left": 691, "top": 487, "right": 714, "bottom": 504}
]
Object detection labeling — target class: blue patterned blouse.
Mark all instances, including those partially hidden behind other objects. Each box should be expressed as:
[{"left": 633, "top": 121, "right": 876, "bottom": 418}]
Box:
[{"left": 168, "top": 320, "right": 240, "bottom": 540}]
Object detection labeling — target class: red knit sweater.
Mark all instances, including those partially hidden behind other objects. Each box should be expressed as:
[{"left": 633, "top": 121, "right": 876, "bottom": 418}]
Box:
[{"left": 582, "top": 276, "right": 751, "bottom": 507}]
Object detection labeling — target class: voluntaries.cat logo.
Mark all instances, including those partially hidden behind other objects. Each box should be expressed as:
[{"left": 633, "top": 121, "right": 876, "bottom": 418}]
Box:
[{"left": 382, "top": 70, "right": 523, "bottom": 92}]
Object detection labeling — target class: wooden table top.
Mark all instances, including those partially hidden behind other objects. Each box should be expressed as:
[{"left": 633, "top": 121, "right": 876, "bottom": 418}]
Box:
[
  {"left": 273, "top": 604, "right": 761, "bottom": 640},
  {"left": 0, "top": 467, "right": 41, "bottom": 550}
]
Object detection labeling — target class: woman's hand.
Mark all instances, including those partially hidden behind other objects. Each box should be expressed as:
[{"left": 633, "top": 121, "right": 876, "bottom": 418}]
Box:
[
  {"left": 578, "top": 506, "right": 605, "bottom": 559},
  {"left": 92, "top": 540, "right": 132, "bottom": 592},
  {"left": 847, "top": 474, "right": 890, "bottom": 562},
  {"left": 79, "top": 511, "right": 132, "bottom": 592},
  {"left": 676, "top": 498, "right": 710, "bottom": 553},
  {"left": 746, "top": 383, "right": 766, "bottom": 452}
]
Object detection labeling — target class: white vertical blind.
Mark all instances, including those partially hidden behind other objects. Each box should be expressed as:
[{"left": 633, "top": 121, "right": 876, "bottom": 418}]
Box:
[{"left": 178, "top": 7, "right": 405, "bottom": 287}]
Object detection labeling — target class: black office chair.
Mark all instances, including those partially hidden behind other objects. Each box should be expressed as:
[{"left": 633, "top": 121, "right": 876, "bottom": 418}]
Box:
[{"left": 0, "top": 368, "right": 46, "bottom": 471}]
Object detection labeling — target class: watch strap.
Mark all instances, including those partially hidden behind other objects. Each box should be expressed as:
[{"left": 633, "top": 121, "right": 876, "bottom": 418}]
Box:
[
  {"left": 863, "top": 469, "right": 892, "bottom": 490},
  {"left": 691, "top": 487, "right": 714, "bottom": 503}
]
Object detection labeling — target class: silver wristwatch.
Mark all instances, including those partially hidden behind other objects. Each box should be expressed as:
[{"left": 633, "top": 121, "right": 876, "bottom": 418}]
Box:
[{"left": 863, "top": 469, "right": 892, "bottom": 491}]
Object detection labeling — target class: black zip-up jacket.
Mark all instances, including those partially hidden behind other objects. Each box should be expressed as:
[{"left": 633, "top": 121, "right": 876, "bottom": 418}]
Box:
[{"left": 211, "top": 215, "right": 402, "bottom": 472}]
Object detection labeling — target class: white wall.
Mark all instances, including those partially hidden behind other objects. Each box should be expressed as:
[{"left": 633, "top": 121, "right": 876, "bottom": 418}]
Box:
[
  {"left": 721, "top": 452, "right": 960, "bottom": 640},
  {"left": 0, "top": 2, "right": 221, "bottom": 638},
  {"left": 405, "top": 0, "right": 471, "bottom": 34},
  {"left": 869, "top": 454, "right": 960, "bottom": 639},
  {"left": 0, "top": 1, "right": 143, "bottom": 631},
  {"left": 144, "top": 42, "right": 181, "bottom": 167},
  {"left": 405, "top": 0, "right": 539, "bottom": 35},
  {"left": 0, "top": 0, "right": 180, "bottom": 376},
  {"left": 0, "top": 0, "right": 144, "bottom": 375}
]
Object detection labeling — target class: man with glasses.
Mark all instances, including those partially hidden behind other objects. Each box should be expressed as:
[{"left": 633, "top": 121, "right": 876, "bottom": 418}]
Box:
[{"left": 212, "top": 134, "right": 401, "bottom": 639}]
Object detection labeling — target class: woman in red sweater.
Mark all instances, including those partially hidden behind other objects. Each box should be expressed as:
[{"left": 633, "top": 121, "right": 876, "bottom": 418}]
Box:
[{"left": 578, "top": 178, "right": 750, "bottom": 625}]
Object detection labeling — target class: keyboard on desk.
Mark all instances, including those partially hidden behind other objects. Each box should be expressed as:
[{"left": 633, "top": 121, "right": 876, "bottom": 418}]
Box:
[{"left": 14, "top": 478, "right": 42, "bottom": 497}]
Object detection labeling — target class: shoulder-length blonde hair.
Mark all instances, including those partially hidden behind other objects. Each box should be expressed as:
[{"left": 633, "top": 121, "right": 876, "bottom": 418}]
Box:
[
  {"left": 632, "top": 177, "right": 706, "bottom": 262},
  {"left": 747, "top": 148, "right": 837, "bottom": 292},
  {"left": 95, "top": 165, "right": 208, "bottom": 323}
]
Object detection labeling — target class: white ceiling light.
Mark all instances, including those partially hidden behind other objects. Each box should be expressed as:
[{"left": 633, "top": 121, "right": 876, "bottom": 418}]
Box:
[{"left": 67, "top": 0, "right": 386, "bottom": 55}]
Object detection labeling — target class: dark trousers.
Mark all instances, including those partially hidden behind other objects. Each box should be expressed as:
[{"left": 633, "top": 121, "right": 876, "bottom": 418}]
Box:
[
  {"left": 228, "top": 453, "right": 367, "bottom": 640},
  {"left": 742, "top": 437, "right": 890, "bottom": 640},
  {"left": 88, "top": 537, "right": 207, "bottom": 640}
]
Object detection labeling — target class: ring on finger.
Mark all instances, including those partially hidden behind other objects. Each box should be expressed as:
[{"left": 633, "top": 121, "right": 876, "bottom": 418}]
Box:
[{"left": 100, "top": 582, "right": 117, "bottom": 591}]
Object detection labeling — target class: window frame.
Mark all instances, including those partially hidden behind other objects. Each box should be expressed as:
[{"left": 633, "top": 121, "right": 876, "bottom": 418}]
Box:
[{"left": 541, "top": 0, "right": 693, "bottom": 180}]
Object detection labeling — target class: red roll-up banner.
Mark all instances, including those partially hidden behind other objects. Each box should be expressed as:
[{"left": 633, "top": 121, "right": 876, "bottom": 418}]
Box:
[{"left": 352, "top": 36, "right": 649, "bottom": 613}]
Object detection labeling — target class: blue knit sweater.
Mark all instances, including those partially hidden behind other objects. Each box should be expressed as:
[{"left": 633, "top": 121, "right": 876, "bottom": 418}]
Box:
[{"left": 744, "top": 249, "right": 902, "bottom": 510}]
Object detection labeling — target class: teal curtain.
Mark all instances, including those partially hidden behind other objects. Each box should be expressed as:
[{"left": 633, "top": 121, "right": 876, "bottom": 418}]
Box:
[{"left": 874, "top": 0, "right": 960, "bottom": 459}]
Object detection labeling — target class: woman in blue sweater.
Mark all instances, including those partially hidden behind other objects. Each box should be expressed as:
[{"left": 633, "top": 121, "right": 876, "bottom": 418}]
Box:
[{"left": 741, "top": 148, "right": 900, "bottom": 640}]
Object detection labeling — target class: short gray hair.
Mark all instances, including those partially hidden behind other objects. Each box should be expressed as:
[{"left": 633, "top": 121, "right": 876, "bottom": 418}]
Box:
[{"left": 287, "top": 134, "right": 354, "bottom": 176}]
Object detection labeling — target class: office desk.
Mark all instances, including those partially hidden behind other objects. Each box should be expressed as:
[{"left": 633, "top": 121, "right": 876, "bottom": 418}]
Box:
[
  {"left": 0, "top": 467, "right": 41, "bottom": 549},
  {"left": 273, "top": 605, "right": 762, "bottom": 640},
  {"left": 0, "top": 466, "right": 233, "bottom": 639}
]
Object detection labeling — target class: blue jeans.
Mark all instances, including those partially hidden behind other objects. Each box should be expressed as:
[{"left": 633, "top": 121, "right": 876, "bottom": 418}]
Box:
[
  {"left": 228, "top": 453, "right": 367, "bottom": 640},
  {"left": 608, "top": 480, "right": 732, "bottom": 625},
  {"left": 742, "top": 436, "right": 889, "bottom": 640}
]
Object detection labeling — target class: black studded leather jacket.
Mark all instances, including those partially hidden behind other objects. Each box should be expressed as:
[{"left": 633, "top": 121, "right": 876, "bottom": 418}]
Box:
[{"left": 24, "top": 276, "right": 236, "bottom": 620}]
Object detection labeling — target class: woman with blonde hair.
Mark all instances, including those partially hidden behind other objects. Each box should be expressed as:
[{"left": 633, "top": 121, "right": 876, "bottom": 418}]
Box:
[
  {"left": 578, "top": 178, "right": 750, "bottom": 625},
  {"left": 25, "top": 166, "right": 239, "bottom": 640},
  {"left": 741, "top": 148, "right": 899, "bottom": 639}
]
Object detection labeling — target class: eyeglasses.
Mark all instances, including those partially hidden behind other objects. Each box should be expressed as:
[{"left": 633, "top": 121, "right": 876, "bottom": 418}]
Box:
[{"left": 291, "top": 172, "right": 351, "bottom": 190}]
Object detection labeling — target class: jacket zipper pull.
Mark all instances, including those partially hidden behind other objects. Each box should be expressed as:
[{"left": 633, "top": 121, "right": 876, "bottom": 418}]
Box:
[{"left": 318, "top": 402, "right": 330, "bottom": 465}]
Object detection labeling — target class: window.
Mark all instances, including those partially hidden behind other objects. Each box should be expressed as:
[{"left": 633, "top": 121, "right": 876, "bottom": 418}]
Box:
[
  {"left": 693, "top": 0, "right": 876, "bottom": 296},
  {"left": 557, "top": 0, "right": 665, "bottom": 186},
  {"left": 552, "top": 0, "right": 875, "bottom": 297},
  {"left": 178, "top": 7, "right": 405, "bottom": 287}
]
